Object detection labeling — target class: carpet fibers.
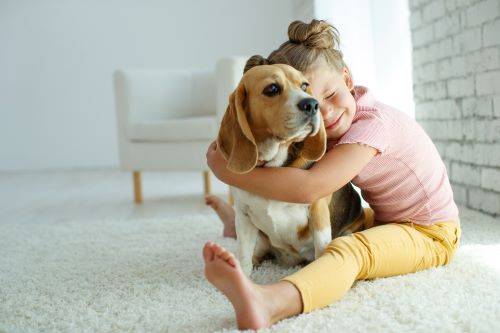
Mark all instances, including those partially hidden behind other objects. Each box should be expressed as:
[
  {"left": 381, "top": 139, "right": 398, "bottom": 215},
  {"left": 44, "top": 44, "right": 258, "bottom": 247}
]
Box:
[{"left": 0, "top": 207, "right": 499, "bottom": 333}]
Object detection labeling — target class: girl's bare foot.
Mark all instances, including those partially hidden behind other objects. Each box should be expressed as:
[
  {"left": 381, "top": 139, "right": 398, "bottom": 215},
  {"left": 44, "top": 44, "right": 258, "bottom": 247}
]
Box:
[
  {"left": 205, "top": 195, "right": 236, "bottom": 238},
  {"left": 202, "top": 242, "right": 303, "bottom": 330},
  {"left": 203, "top": 241, "right": 271, "bottom": 329}
]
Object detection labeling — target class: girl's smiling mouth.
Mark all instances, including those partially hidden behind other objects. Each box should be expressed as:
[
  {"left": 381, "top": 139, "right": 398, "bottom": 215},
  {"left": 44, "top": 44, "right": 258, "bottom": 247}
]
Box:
[{"left": 325, "top": 112, "right": 344, "bottom": 129}]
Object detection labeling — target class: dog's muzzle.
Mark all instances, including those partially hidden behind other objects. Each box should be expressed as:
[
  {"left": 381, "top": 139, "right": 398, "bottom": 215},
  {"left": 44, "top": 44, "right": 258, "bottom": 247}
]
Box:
[
  {"left": 309, "top": 113, "right": 321, "bottom": 137},
  {"left": 297, "top": 98, "right": 319, "bottom": 116},
  {"left": 297, "top": 97, "right": 321, "bottom": 137}
]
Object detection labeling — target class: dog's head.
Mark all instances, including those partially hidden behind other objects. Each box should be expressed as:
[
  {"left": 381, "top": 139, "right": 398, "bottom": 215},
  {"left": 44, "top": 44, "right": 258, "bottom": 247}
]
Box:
[{"left": 217, "top": 58, "right": 326, "bottom": 173}]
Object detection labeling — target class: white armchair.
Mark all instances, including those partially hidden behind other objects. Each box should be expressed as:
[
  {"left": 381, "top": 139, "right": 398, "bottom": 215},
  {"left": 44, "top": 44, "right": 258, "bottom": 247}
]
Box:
[{"left": 113, "top": 57, "right": 247, "bottom": 203}]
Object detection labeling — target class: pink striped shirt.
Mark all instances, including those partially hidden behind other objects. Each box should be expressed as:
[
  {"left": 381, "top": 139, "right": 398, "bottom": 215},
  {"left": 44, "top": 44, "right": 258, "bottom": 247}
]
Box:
[{"left": 334, "top": 86, "right": 459, "bottom": 225}]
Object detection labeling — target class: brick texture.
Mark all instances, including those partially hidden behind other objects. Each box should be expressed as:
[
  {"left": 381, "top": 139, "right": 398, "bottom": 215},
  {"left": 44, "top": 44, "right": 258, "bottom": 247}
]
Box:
[{"left": 410, "top": 0, "right": 500, "bottom": 217}]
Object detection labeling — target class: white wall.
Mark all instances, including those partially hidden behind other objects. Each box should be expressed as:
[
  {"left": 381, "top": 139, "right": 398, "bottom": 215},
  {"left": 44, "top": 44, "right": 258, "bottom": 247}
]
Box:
[
  {"left": 314, "top": 0, "right": 378, "bottom": 89},
  {"left": 314, "top": 0, "right": 414, "bottom": 117},
  {"left": 0, "top": 0, "right": 295, "bottom": 171},
  {"left": 370, "top": 0, "right": 414, "bottom": 117}
]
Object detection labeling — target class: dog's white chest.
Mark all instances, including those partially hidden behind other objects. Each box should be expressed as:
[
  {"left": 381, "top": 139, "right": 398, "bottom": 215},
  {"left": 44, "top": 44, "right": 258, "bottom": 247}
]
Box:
[{"left": 235, "top": 189, "right": 314, "bottom": 260}]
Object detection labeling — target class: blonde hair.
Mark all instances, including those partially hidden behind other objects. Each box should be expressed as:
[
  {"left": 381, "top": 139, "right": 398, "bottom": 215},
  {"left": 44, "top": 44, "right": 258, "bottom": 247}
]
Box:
[{"left": 266, "top": 19, "right": 348, "bottom": 74}]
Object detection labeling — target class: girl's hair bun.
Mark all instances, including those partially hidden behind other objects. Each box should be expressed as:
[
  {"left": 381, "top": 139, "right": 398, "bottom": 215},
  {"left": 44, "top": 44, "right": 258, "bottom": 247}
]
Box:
[
  {"left": 244, "top": 55, "right": 270, "bottom": 73},
  {"left": 288, "top": 19, "right": 340, "bottom": 50}
]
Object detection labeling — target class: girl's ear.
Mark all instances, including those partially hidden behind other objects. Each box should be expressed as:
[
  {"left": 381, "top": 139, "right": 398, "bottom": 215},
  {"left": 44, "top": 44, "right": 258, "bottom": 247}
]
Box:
[{"left": 343, "top": 67, "right": 354, "bottom": 90}]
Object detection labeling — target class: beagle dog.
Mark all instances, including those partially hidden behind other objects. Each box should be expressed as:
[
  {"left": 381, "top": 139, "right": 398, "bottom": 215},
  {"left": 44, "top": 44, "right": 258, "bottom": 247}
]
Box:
[{"left": 217, "top": 58, "right": 364, "bottom": 275}]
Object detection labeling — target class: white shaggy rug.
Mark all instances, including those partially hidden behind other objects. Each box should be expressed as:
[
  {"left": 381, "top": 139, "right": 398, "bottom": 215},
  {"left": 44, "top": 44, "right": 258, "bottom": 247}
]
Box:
[{"left": 1, "top": 207, "right": 499, "bottom": 333}]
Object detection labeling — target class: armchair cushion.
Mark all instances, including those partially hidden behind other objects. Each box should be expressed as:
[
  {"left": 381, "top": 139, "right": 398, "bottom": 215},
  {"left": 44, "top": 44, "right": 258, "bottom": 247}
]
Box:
[{"left": 127, "top": 116, "right": 217, "bottom": 142}]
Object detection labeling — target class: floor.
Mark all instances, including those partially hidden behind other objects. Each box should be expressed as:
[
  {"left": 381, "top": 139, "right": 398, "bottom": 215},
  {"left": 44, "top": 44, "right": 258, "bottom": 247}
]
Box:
[
  {"left": 0, "top": 169, "right": 230, "bottom": 224},
  {"left": 1, "top": 169, "right": 499, "bottom": 333}
]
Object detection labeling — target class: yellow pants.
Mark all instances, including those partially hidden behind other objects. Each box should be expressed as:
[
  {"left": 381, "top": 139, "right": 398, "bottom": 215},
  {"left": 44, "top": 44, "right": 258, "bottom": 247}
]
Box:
[{"left": 282, "top": 208, "right": 461, "bottom": 313}]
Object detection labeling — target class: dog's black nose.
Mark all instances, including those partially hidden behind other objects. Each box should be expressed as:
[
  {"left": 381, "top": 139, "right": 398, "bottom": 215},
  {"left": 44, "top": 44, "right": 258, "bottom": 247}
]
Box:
[{"left": 297, "top": 98, "right": 319, "bottom": 115}]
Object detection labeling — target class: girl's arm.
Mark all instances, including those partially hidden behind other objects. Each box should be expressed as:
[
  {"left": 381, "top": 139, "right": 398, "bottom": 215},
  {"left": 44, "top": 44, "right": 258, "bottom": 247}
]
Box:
[{"left": 207, "top": 141, "right": 377, "bottom": 204}]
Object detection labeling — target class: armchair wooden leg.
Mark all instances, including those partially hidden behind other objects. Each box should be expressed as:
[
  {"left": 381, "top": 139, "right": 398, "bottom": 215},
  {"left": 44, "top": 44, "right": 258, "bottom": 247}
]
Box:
[
  {"left": 229, "top": 188, "right": 234, "bottom": 206},
  {"left": 203, "top": 170, "right": 211, "bottom": 195},
  {"left": 133, "top": 171, "right": 143, "bottom": 204}
]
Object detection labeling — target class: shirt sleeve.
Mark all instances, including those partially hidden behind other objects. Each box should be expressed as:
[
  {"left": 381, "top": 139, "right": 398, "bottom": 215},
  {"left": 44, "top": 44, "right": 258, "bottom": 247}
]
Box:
[{"left": 335, "top": 109, "right": 388, "bottom": 155}]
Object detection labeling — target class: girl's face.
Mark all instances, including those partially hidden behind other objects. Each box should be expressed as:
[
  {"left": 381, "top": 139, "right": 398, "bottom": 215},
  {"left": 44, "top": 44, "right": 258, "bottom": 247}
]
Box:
[{"left": 305, "top": 59, "right": 356, "bottom": 141}]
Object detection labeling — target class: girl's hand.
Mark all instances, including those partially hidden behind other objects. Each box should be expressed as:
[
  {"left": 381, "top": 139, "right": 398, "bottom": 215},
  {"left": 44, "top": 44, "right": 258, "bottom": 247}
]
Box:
[{"left": 206, "top": 141, "right": 230, "bottom": 182}]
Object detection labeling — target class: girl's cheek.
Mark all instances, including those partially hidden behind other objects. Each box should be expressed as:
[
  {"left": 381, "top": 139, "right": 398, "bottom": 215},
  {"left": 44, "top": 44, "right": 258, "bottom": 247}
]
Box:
[
  {"left": 337, "top": 94, "right": 355, "bottom": 111},
  {"left": 335, "top": 93, "right": 347, "bottom": 104},
  {"left": 319, "top": 103, "right": 329, "bottom": 116}
]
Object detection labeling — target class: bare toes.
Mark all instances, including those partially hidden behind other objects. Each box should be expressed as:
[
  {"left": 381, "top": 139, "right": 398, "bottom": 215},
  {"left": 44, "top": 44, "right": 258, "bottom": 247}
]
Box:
[
  {"left": 205, "top": 194, "right": 218, "bottom": 206},
  {"left": 220, "top": 250, "right": 233, "bottom": 262},
  {"left": 226, "top": 255, "right": 238, "bottom": 267},
  {"left": 202, "top": 242, "right": 215, "bottom": 262}
]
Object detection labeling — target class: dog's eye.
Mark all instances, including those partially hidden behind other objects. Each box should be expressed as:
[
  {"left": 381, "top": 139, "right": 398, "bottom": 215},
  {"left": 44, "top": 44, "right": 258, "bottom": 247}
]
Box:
[
  {"left": 301, "top": 82, "right": 309, "bottom": 92},
  {"left": 263, "top": 83, "right": 281, "bottom": 97}
]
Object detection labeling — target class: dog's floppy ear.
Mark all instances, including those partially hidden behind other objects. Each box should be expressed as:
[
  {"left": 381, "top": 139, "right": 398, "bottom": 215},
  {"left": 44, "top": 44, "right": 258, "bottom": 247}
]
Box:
[
  {"left": 302, "top": 113, "right": 327, "bottom": 161},
  {"left": 217, "top": 82, "right": 258, "bottom": 173}
]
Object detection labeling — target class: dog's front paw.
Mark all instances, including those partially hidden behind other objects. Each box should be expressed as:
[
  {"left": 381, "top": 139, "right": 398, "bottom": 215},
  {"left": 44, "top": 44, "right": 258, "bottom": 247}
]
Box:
[
  {"left": 314, "top": 234, "right": 332, "bottom": 259},
  {"left": 314, "top": 245, "right": 327, "bottom": 259}
]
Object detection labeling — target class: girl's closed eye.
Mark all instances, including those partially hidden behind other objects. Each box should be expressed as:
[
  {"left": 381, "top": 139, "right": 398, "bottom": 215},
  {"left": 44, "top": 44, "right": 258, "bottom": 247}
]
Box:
[{"left": 325, "top": 91, "right": 336, "bottom": 100}]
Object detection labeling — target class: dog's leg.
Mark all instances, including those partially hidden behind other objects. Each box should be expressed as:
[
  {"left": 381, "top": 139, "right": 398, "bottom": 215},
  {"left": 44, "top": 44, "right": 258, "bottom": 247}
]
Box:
[
  {"left": 338, "top": 208, "right": 367, "bottom": 236},
  {"left": 252, "top": 232, "right": 272, "bottom": 267},
  {"left": 235, "top": 208, "right": 260, "bottom": 276},
  {"left": 330, "top": 183, "right": 365, "bottom": 238},
  {"left": 309, "top": 194, "right": 333, "bottom": 259}
]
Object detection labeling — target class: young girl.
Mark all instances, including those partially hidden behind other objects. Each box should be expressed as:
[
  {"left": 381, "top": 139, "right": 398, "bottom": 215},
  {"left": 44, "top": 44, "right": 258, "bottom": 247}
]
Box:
[{"left": 203, "top": 19, "right": 460, "bottom": 330}]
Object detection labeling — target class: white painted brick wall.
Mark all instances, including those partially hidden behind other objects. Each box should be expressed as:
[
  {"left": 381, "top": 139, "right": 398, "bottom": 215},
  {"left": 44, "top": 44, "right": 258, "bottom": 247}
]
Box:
[
  {"left": 468, "top": 188, "right": 500, "bottom": 214},
  {"left": 484, "top": 20, "right": 500, "bottom": 46},
  {"left": 451, "top": 183, "right": 468, "bottom": 205},
  {"left": 482, "top": 167, "right": 500, "bottom": 190},
  {"left": 494, "top": 96, "right": 500, "bottom": 117},
  {"left": 454, "top": 28, "right": 482, "bottom": 53},
  {"left": 435, "top": 38, "right": 456, "bottom": 59},
  {"left": 476, "top": 71, "right": 500, "bottom": 95},
  {"left": 434, "top": 16, "right": 460, "bottom": 39},
  {"left": 416, "top": 99, "right": 461, "bottom": 119},
  {"left": 451, "top": 162, "right": 482, "bottom": 186},
  {"left": 424, "top": 1, "right": 446, "bottom": 22},
  {"left": 464, "top": 0, "right": 500, "bottom": 27},
  {"left": 411, "top": 0, "right": 500, "bottom": 217},
  {"left": 466, "top": 48, "right": 500, "bottom": 73},
  {"left": 413, "top": 25, "right": 435, "bottom": 47},
  {"left": 438, "top": 57, "right": 466, "bottom": 79},
  {"left": 448, "top": 77, "right": 475, "bottom": 97},
  {"left": 462, "top": 96, "right": 493, "bottom": 117}
]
